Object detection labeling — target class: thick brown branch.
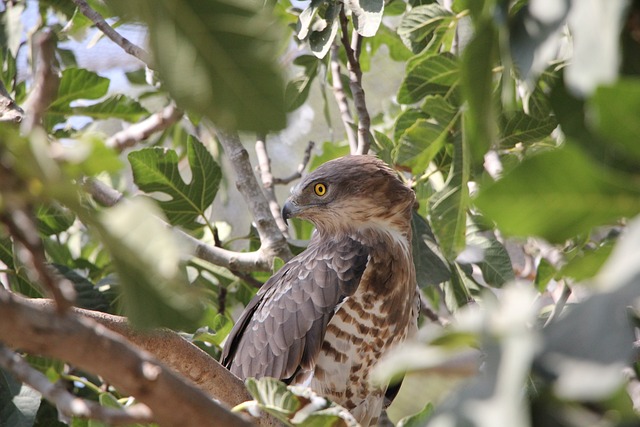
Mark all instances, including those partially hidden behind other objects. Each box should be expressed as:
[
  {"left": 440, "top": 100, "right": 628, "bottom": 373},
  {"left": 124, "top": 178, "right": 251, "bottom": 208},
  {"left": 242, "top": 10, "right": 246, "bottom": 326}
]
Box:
[
  {"left": 329, "top": 44, "right": 358, "bottom": 153},
  {"left": 0, "top": 290, "right": 257, "bottom": 427},
  {"left": 0, "top": 344, "right": 153, "bottom": 426},
  {"left": 70, "top": 0, "right": 151, "bottom": 65},
  {"left": 272, "top": 140, "right": 315, "bottom": 185},
  {"left": 339, "top": 9, "right": 372, "bottom": 155},
  {"left": 213, "top": 127, "right": 293, "bottom": 263},
  {"left": 106, "top": 104, "right": 183, "bottom": 151},
  {"left": 255, "top": 135, "right": 289, "bottom": 237}
]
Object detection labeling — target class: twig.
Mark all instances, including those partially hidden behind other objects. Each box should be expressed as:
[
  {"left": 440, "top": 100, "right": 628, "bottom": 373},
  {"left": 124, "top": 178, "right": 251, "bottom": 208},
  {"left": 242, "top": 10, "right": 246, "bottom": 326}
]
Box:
[
  {"left": 21, "top": 29, "right": 59, "bottom": 133},
  {"left": 0, "top": 344, "right": 153, "bottom": 426},
  {"left": 106, "top": 104, "right": 183, "bottom": 151},
  {"left": 212, "top": 127, "right": 293, "bottom": 263},
  {"left": 83, "top": 177, "right": 274, "bottom": 272},
  {"left": 339, "top": 8, "right": 371, "bottom": 155},
  {"left": 272, "top": 140, "right": 315, "bottom": 185},
  {"left": 0, "top": 289, "right": 258, "bottom": 427},
  {"left": 544, "top": 280, "right": 572, "bottom": 327},
  {"left": 70, "top": 0, "right": 151, "bottom": 66},
  {"left": 254, "top": 134, "right": 289, "bottom": 237},
  {"left": 0, "top": 208, "right": 76, "bottom": 312},
  {"left": 0, "top": 79, "right": 24, "bottom": 123},
  {"left": 329, "top": 45, "right": 358, "bottom": 153}
]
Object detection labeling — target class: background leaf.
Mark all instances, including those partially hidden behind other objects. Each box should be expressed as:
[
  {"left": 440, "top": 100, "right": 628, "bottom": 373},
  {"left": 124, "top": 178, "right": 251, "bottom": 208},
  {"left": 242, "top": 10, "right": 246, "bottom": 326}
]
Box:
[
  {"left": 110, "top": 0, "right": 287, "bottom": 132},
  {"left": 128, "top": 137, "right": 221, "bottom": 230},
  {"left": 475, "top": 144, "right": 640, "bottom": 242},
  {"left": 345, "top": 0, "right": 384, "bottom": 37}
]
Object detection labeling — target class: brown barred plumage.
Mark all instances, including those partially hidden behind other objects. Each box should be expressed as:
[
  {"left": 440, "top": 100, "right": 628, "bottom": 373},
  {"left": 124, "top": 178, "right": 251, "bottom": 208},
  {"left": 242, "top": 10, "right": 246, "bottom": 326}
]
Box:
[{"left": 221, "top": 155, "right": 418, "bottom": 426}]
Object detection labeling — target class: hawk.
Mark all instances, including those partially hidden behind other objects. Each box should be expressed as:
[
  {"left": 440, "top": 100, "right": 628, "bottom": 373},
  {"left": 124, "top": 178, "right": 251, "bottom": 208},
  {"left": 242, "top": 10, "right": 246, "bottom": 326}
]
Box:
[{"left": 222, "top": 155, "right": 418, "bottom": 425}]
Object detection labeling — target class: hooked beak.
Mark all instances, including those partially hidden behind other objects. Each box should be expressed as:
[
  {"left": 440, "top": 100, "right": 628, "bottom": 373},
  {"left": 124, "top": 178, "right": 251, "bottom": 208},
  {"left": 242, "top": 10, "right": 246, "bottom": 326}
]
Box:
[{"left": 281, "top": 199, "right": 300, "bottom": 226}]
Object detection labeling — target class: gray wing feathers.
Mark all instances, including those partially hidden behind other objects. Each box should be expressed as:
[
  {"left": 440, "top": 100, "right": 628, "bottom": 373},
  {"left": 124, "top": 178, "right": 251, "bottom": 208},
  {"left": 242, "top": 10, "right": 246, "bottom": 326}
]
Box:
[{"left": 221, "top": 236, "right": 369, "bottom": 381}]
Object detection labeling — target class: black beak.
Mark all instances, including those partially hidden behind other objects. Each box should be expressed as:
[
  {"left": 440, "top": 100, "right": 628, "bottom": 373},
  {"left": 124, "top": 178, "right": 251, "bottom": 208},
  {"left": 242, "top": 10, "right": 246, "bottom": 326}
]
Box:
[{"left": 281, "top": 200, "right": 297, "bottom": 226}]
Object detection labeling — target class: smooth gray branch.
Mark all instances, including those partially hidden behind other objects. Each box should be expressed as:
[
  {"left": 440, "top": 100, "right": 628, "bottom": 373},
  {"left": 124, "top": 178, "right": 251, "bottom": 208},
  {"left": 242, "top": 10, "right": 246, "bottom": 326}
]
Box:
[
  {"left": 213, "top": 127, "right": 293, "bottom": 263},
  {"left": 106, "top": 104, "right": 183, "bottom": 151},
  {"left": 272, "top": 140, "right": 315, "bottom": 185},
  {"left": 0, "top": 343, "right": 153, "bottom": 426},
  {"left": 70, "top": 0, "right": 151, "bottom": 65},
  {"left": 83, "top": 177, "right": 274, "bottom": 272},
  {"left": 255, "top": 134, "right": 290, "bottom": 237}
]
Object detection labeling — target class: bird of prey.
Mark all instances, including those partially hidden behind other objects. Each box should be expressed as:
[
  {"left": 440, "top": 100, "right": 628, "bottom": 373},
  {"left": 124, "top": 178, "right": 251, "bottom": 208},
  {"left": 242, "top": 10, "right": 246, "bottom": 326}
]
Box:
[{"left": 222, "top": 155, "right": 418, "bottom": 426}]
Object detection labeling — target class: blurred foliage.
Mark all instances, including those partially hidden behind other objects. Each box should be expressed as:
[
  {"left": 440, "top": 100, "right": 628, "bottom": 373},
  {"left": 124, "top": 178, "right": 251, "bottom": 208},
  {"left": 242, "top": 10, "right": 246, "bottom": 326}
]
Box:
[{"left": 2, "top": 0, "right": 640, "bottom": 426}]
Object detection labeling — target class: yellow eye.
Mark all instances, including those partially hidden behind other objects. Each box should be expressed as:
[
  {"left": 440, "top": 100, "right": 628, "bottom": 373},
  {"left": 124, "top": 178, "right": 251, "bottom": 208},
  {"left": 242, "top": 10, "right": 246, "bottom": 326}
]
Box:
[{"left": 314, "top": 182, "right": 327, "bottom": 196}]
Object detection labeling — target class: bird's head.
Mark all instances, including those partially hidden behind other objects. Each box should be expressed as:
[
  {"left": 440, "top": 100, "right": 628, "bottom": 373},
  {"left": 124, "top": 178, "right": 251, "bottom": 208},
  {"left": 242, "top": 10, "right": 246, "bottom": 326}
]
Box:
[{"left": 282, "top": 155, "right": 415, "bottom": 236}]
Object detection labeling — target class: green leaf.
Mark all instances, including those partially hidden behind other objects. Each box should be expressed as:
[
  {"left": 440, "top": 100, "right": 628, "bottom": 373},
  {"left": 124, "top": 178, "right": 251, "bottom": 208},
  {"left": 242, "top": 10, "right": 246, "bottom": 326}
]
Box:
[
  {"left": 0, "top": 368, "right": 41, "bottom": 427},
  {"left": 398, "top": 53, "right": 459, "bottom": 104},
  {"left": 421, "top": 95, "right": 458, "bottom": 123},
  {"left": 397, "top": 403, "right": 434, "bottom": 427},
  {"left": 345, "top": 0, "right": 384, "bottom": 37},
  {"left": 68, "top": 95, "right": 149, "bottom": 122},
  {"left": 58, "top": 133, "right": 123, "bottom": 177},
  {"left": 460, "top": 20, "right": 497, "bottom": 164},
  {"left": 99, "top": 198, "right": 203, "bottom": 330},
  {"left": 285, "top": 55, "right": 319, "bottom": 112},
  {"left": 589, "top": 79, "right": 640, "bottom": 164},
  {"left": 111, "top": 0, "right": 286, "bottom": 132},
  {"left": 0, "top": 237, "right": 41, "bottom": 298},
  {"left": 429, "top": 137, "right": 469, "bottom": 260},
  {"left": 366, "top": 24, "right": 412, "bottom": 63},
  {"left": 535, "top": 258, "right": 556, "bottom": 292},
  {"left": 243, "top": 377, "right": 356, "bottom": 426},
  {"left": 36, "top": 203, "right": 75, "bottom": 235},
  {"left": 128, "top": 137, "right": 221, "bottom": 230},
  {"left": 475, "top": 144, "right": 640, "bottom": 242},
  {"left": 395, "top": 118, "right": 448, "bottom": 173},
  {"left": 296, "top": 0, "right": 326, "bottom": 40},
  {"left": 411, "top": 212, "right": 451, "bottom": 287},
  {"left": 397, "top": 4, "right": 453, "bottom": 53},
  {"left": 49, "top": 68, "right": 109, "bottom": 109},
  {"left": 308, "top": 1, "right": 341, "bottom": 59},
  {"left": 393, "top": 108, "right": 427, "bottom": 142},
  {"left": 558, "top": 241, "right": 614, "bottom": 282},
  {"left": 499, "top": 112, "right": 557, "bottom": 148},
  {"left": 54, "top": 265, "right": 112, "bottom": 312},
  {"left": 466, "top": 231, "right": 514, "bottom": 287}
]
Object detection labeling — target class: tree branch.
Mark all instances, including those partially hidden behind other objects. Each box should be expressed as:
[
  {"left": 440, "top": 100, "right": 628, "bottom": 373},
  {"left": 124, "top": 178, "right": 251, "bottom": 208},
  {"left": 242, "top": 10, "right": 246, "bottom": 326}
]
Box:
[
  {"left": 0, "top": 290, "right": 261, "bottom": 427},
  {"left": 254, "top": 134, "right": 290, "bottom": 237},
  {"left": 329, "top": 44, "right": 358, "bottom": 154},
  {"left": 70, "top": 0, "right": 151, "bottom": 65},
  {"left": 0, "top": 79, "right": 24, "bottom": 124},
  {"left": 212, "top": 127, "right": 293, "bottom": 263},
  {"left": 0, "top": 208, "right": 76, "bottom": 312},
  {"left": 339, "top": 9, "right": 372, "bottom": 155},
  {"left": 82, "top": 177, "right": 273, "bottom": 272},
  {"left": 106, "top": 104, "right": 183, "bottom": 151},
  {"left": 0, "top": 343, "right": 154, "bottom": 426},
  {"left": 21, "top": 29, "right": 59, "bottom": 133},
  {"left": 272, "top": 140, "right": 315, "bottom": 185}
]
